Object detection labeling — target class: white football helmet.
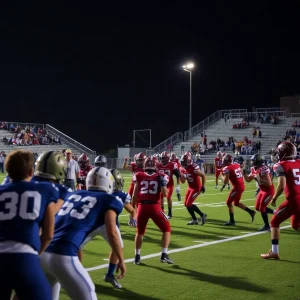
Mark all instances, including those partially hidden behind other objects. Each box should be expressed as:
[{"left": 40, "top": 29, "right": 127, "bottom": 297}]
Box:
[{"left": 86, "top": 167, "right": 115, "bottom": 194}]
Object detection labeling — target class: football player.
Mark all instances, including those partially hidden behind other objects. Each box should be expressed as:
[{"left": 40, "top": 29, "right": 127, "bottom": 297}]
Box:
[
  {"left": 233, "top": 151, "right": 244, "bottom": 168},
  {"left": 221, "top": 154, "right": 256, "bottom": 225},
  {"left": 94, "top": 155, "right": 107, "bottom": 167},
  {"left": 170, "top": 152, "right": 181, "bottom": 201},
  {"left": 180, "top": 153, "right": 207, "bottom": 225},
  {"left": 243, "top": 154, "right": 275, "bottom": 231},
  {"left": 261, "top": 142, "right": 300, "bottom": 260},
  {"left": 77, "top": 153, "right": 94, "bottom": 190},
  {"left": 195, "top": 154, "right": 205, "bottom": 173},
  {"left": 40, "top": 167, "right": 125, "bottom": 300},
  {"left": 157, "top": 151, "right": 180, "bottom": 218},
  {"left": 122, "top": 152, "right": 145, "bottom": 196},
  {"left": 215, "top": 151, "right": 230, "bottom": 190},
  {"left": 79, "top": 169, "right": 136, "bottom": 289},
  {"left": 0, "top": 150, "right": 58, "bottom": 300},
  {"left": 132, "top": 156, "right": 174, "bottom": 265}
]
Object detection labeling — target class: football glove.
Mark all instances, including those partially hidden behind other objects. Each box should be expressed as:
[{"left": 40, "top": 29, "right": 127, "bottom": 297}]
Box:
[
  {"left": 128, "top": 218, "right": 137, "bottom": 227},
  {"left": 175, "top": 186, "right": 180, "bottom": 193},
  {"left": 201, "top": 186, "right": 205, "bottom": 193}
]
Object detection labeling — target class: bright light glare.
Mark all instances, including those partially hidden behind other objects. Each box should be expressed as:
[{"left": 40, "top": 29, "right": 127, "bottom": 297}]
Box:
[{"left": 182, "top": 62, "right": 194, "bottom": 70}]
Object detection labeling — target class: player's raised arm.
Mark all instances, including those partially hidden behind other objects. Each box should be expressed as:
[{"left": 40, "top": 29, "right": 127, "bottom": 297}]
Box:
[
  {"left": 39, "top": 202, "right": 56, "bottom": 254},
  {"left": 105, "top": 209, "right": 126, "bottom": 278},
  {"left": 122, "top": 157, "right": 132, "bottom": 171}
]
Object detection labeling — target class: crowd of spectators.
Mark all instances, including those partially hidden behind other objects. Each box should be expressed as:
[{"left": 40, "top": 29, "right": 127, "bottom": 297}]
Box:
[
  {"left": 232, "top": 120, "right": 249, "bottom": 129},
  {"left": 257, "top": 113, "right": 280, "bottom": 124},
  {"left": 0, "top": 122, "right": 62, "bottom": 146},
  {"left": 252, "top": 126, "right": 262, "bottom": 138},
  {"left": 272, "top": 127, "right": 300, "bottom": 153},
  {"left": 190, "top": 135, "right": 260, "bottom": 156}
]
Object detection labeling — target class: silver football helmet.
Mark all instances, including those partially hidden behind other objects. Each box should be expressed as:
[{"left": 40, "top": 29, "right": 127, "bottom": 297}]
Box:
[{"left": 86, "top": 167, "right": 114, "bottom": 194}]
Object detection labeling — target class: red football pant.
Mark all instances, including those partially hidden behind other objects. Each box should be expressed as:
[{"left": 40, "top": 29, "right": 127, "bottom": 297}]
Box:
[
  {"left": 271, "top": 200, "right": 300, "bottom": 230},
  {"left": 136, "top": 203, "right": 171, "bottom": 235},
  {"left": 215, "top": 169, "right": 222, "bottom": 178},
  {"left": 160, "top": 184, "right": 174, "bottom": 201},
  {"left": 185, "top": 188, "right": 201, "bottom": 208},
  {"left": 255, "top": 189, "right": 274, "bottom": 212},
  {"left": 128, "top": 182, "right": 134, "bottom": 197},
  {"left": 226, "top": 189, "right": 244, "bottom": 206}
]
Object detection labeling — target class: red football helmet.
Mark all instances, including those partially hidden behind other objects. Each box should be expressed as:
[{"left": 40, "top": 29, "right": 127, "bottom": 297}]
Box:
[
  {"left": 135, "top": 152, "right": 146, "bottom": 168},
  {"left": 274, "top": 142, "right": 297, "bottom": 161},
  {"left": 222, "top": 154, "right": 233, "bottom": 166},
  {"left": 144, "top": 156, "right": 157, "bottom": 171},
  {"left": 180, "top": 154, "right": 192, "bottom": 168},
  {"left": 133, "top": 154, "right": 138, "bottom": 161},
  {"left": 170, "top": 152, "right": 176, "bottom": 160},
  {"left": 184, "top": 151, "right": 192, "bottom": 156},
  {"left": 160, "top": 151, "right": 170, "bottom": 165},
  {"left": 217, "top": 151, "right": 223, "bottom": 158},
  {"left": 78, "top": 153, "right": 90, "bottom": 170}
]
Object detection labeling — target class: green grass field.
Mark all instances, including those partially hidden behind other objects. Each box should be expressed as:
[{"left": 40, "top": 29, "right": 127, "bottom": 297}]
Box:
[{"left": 1, "top": 172, "right": 299, "bottom": 300}]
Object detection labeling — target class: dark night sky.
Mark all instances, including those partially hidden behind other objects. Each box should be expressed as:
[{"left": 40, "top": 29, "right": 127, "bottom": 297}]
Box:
[{"left": 0, "top": 2, "right": 299, "bottom": 153}]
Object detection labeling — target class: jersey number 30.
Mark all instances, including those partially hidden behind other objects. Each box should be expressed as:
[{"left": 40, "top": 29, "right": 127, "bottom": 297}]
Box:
[{"left": 0, "top": 191, "right": 41, "bottom": 221}]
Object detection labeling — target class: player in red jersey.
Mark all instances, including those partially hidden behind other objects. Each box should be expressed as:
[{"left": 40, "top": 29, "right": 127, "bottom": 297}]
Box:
[
  {"left": 243, "top": 154, "right": 275, "bottom": 231},
  {"left": 261, "top": 142, "right": 300, "bottom": 260},
  {"left": 132, "top": 156, "right": 173, "bottom": 265},
  {"left": 179, "top": 154, "right": 207, "bottom": 225},
  {"left": 77, "top": 153, "right": 94, "bottom": 190},
  {"left": 170, "top": 152, "right": 181, "bottom": 201},
  {"left": 122, "top": 152, "right": 145, "bottom": 196},
  {"left": 215, "top": 151, "right": 230, "bottom": 190},
  {"left": 157, "top": 151, "right": 180, "bottom": 218},
  {"left": 221, "top": 154, "right": 256, "bottom": 225}
]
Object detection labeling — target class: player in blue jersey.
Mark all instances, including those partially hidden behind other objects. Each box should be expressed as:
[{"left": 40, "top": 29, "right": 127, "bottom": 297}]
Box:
[
  {"left": 1, "top": 174, "right": 9, "bottom": 185},
  {"left": 32, "top": 151, "right": 70, "bottom": 213},
  {"left": 79, "top": 168, "right": 136, "bottom": 289},
  {"left": 40, "top": 167, "right": 126, "bottom": 300},
  {"left": 0, "top": 150, "right": 57, "bottom": 300}
]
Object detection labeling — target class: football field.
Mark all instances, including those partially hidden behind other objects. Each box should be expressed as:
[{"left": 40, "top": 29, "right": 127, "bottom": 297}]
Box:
[{"left": 1, "top": 172, "right": 300, "bottom": 300}]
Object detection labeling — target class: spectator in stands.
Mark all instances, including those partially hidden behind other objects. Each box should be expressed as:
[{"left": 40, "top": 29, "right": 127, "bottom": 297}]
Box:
[
  {"left": 64, "top": 149, "right": 80, "bottom": 190},
  {"left": 0, "top": 152, "right": 5, "bottom": 173},
  {"left": 181, "top": 144, "right": 185, "bottom": 153}
]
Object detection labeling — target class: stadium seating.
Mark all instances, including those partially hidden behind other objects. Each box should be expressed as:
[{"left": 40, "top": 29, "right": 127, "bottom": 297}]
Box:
[{"left": 172, "top": 117, "right": 290, "bottom": 162}]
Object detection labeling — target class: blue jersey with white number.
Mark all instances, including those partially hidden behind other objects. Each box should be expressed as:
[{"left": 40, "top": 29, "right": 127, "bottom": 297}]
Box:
[
  {"left": 1, "top": 175, "right": 10, "bottom": 185},
  {"left": 113, "top": 190, "right": 131, "bottom": 206},
  {"left": 31, "top": 176, "right": 71, "bottom": 201},
  {"left": 0, "top": 181, "right": 59, "bottom": 252},
  {"left": 46, "top": 190, "right": 123, "bottom": 256}
]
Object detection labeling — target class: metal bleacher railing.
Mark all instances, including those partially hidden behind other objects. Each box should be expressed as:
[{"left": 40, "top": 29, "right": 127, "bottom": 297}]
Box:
[
  {"left": 45, "top": 124, "right": 96, "bottom": 160},
  {"left": 153, "top": 132, "right": 183, "bottom": 154}
]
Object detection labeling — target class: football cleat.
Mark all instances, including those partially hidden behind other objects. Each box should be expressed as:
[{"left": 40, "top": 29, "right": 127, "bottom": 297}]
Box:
[
  {"left": 187, "top": 220, "right": 199, "bottom": 225},
  {"left": 134, "top": 254, "right": 141, "bottom": 265},
  {"left": 160, "top": 253, "right": 174, "bottom": 264},
  {"left": 201, "top": 214, "right": 207, "bottom": 225},
  {"left": 215, "top": 186, "right": 218, "bottom": 189},
  {"left": 258, "top": 225, "right": 271, "bottom": 232},
  {"left": 224, "top": 220, "right": 235, "bottom": 226},
  {"left": 250, "top": 211, "right": 256, "bottom": 222},
  {"left": 260, "top": 250, "right": 280, "bottom": 260},
  {"left": 167, "top": 215, "right": 172, "bottom": 219},
  {"left": 103, "top": 275, "right": 122, "bottom": 289}
]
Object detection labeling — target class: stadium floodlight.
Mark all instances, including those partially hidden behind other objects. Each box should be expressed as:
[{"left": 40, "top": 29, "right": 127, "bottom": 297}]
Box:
[{"left": 182, "top": 62, "right": 194, "bottom": 137}]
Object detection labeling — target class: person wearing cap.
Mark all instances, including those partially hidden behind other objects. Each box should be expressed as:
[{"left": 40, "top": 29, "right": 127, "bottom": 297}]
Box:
[{"left": 65, "top": 149, "right": 80, "bottom": 190}]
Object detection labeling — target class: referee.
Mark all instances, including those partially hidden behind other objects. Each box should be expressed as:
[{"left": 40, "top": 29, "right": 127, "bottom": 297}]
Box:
[{"left": 64, "top": 149, "right": 80, "bottom": 190}]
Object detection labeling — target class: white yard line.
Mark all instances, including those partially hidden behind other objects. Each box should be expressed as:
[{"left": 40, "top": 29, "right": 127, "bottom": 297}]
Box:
[{"left": 86, "top": 225, "right": 291, "bottom": 272}]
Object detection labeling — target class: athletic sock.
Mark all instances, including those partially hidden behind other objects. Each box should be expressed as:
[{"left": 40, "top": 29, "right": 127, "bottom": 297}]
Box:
[
  {"left": 107, "top": 263, "right": 117, "bottom": 277},
  {"left": 271, "top": 239, "right": 279, "bottom": 253},
  {"left": 261, "top": 212, "right": 269, "bottom": 227},
  {"left": 192, "top": 204, "right": 203, "bottom": 217},
  {"left": 187, "top": 207, "right": 197, "bottom": 220},
  {"left": 229, "top": 212, "right": 235, "bottom": 223}
]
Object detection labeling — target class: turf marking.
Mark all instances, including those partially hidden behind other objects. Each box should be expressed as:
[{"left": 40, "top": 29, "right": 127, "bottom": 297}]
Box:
[{"left": 86, "top": 225, "right": 291, "bottom": 272}]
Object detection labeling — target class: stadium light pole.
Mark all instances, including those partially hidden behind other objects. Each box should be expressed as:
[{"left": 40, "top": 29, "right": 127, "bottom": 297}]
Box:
[{"left": 182, "top": 62, "right": 194, "bottom": 138}]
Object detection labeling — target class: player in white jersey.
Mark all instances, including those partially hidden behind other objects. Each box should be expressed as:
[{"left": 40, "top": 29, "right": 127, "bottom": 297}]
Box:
[{"left": 40, "top": 167, "right": 125, "bottom": 300}]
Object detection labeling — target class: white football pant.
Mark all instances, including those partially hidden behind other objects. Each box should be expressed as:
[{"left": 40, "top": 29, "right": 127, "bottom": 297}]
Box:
[
  {"left": 40, "top": 252, "right": 97, "bottom": 300},
  {"left": 80, "top": 224, "right": 124, "bottom": 249}
]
